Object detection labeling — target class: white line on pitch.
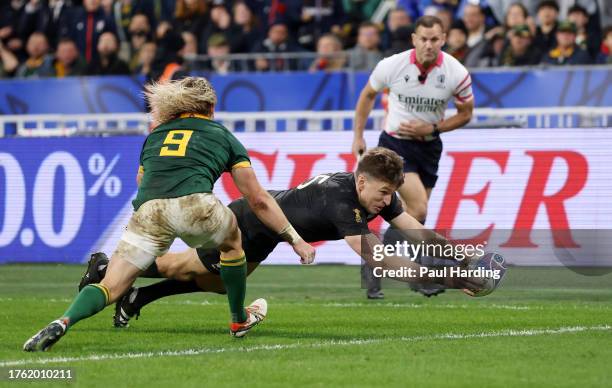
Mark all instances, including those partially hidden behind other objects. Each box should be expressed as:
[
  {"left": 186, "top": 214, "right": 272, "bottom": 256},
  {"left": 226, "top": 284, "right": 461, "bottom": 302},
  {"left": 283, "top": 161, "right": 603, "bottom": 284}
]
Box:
[
  {"left": 4, "top": 297, "right": 611, "bottom": 311},
  {"left": 320, "top": 302, "right": 534, "bottom": 310},
  {"left": 4, "top": 298, "right": 536, "bottom": 310},
  {"left": 2, "top": 325, "right": 610, "bottom": 367},
  {"left": 146, "top": 300, "right": 535, "bottom": 310}
]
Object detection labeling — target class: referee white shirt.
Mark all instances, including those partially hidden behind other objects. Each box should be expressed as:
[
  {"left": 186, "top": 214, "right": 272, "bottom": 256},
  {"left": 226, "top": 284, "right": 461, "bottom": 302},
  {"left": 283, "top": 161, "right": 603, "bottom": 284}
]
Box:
[{"left": 369, "top": 49, "right": 473, "bottom": 139}]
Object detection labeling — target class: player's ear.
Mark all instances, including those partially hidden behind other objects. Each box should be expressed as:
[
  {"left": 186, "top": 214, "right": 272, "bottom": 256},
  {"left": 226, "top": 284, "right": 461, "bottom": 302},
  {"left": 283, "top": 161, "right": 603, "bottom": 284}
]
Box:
[
  {"left": 356, "top": 173, "right": 366, "bottom": 190},
  {"left": 411, "top": 32, "right": 417, "bottom": 46}
]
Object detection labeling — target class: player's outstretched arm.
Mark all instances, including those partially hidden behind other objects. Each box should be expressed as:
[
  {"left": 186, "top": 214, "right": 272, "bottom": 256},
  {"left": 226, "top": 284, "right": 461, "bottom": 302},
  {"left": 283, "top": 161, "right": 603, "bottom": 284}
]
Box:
[
  {"left": 352, "top": 83, "right": 378, "bottom": 157},
  {"left": 388, "top": 212, "right": 471, "bottom": 265},
  {"left": 344, "top": 234, "right": 482, "bottom": 292},
  {"left": 231, "top": 167, "right": 316, "bottom": 264}
]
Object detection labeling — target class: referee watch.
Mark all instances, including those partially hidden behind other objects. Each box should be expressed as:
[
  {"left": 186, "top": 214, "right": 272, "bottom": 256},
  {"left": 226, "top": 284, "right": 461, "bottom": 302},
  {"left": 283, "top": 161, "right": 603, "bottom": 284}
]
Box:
[{"left": 431, "top": 123, "right": 441, "bottom": 137}]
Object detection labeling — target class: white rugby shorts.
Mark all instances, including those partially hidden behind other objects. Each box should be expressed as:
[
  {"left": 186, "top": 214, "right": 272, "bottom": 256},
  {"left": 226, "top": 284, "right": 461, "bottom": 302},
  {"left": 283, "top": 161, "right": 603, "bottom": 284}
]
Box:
[{"left": 117, "top": 193, "right": 234, "bottom": 270}]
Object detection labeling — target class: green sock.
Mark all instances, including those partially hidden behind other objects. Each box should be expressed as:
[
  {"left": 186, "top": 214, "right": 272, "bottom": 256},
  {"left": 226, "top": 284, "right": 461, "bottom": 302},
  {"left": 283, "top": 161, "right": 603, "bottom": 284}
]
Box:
[
  {"left": 219, "top": 255, "right": 247, "bottom": 323},
  {"left": 62, "top": 284, "right": 109, "bottom": 328}
]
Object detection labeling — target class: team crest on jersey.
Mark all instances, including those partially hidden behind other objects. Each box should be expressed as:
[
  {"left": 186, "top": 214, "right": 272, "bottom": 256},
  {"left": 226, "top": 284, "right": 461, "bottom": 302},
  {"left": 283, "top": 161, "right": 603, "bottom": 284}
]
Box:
[
  {"left": 404, "top": 75, "right": 410, "bottom": 83},
  {"left": 354, "top": 208, "right": 362, "bottom": 223},
  {"left": 435, "top": 74, "right": 446, "bottom": 89}
]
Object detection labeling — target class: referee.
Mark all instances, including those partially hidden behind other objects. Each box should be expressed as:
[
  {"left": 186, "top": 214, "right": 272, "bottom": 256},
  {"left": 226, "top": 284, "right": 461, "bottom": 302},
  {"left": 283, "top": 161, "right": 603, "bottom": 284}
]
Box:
[{"left": 352, "top": 15, "right": 474, "bottom": 299}]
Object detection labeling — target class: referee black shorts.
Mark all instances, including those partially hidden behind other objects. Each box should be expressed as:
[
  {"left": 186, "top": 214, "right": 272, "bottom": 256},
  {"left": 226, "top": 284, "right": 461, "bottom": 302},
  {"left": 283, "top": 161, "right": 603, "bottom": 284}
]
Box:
[{"left": 377, "top": 131, "right": 443, "bottom": 188}]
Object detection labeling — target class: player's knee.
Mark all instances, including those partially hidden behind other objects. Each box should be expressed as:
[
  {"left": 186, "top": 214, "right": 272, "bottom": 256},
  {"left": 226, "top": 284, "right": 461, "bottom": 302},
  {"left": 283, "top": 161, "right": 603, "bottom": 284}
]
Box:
[
  {"left": 164, "top": 260, "right": 185, "bottom": 279},
  {"left": 219, "top": 218, "right": 241, "bottom": 253},
  {"left": 174, "top": 272, "right": 197, "bottom": 281},
  {"left": 156, "top": 257, "right": 171, "bottom": 277}
]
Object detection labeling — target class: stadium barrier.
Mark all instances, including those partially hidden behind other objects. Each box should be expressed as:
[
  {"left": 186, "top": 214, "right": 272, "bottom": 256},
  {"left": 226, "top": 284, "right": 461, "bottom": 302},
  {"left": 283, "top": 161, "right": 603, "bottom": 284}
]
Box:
[
  {"left": 1, "top": 106, "right": 611, "bottom": 137},
  {"left": 0, "top": 126, "right": 610, "bottom": 266},
  {"left": 184, "top": 52, "right": 612, "bottom": 74},
  {"left": 1, "top": 67, "right": 610, "bottom": 116}
]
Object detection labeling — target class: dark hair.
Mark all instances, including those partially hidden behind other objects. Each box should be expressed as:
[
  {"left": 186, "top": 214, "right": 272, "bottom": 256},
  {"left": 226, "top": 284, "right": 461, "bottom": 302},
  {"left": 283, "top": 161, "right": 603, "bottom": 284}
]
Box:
[
  {"left": 29, "top": 31, "right": 48, "bottom": 40},
  {"left": 131, "top": 12, "right": 150, "bottom": 22},
  {"left": 359, "top": 21, "right": 380, "bottom": 32},
  {"left": 508, "top": 2, "right": 528, "bottom": 18},
  {"left": 268, "top": 21, "right": 288, "bottom": 30},
  {"left": 449, "top": 20, "right": 468, "bottom": 36},
  {"left": 233, "top": 1, "right": 259, "bottom": 31},
  {"left": 505, "top": 2, "right": 528, "bottom": 28},
  {"left": 414, "top": 15, "right": 444, "bottom": 32},
  {"left": 537, "top": 0, "right": 559, "bottom": 12},
  {"left": 175, "top": 0, "right": 208, "bottom": 19},
  {"left": 390, "top": 8, "right": 409, "bottom": 16},
  {"left": 57, "top": 37, "right": 77, "bottom": 46},
  {"left": 356, "top": 147, "right": 404, "bottom": 187},
  {"left": 568, "top": 4, "right": 588, "bottom": 16}
]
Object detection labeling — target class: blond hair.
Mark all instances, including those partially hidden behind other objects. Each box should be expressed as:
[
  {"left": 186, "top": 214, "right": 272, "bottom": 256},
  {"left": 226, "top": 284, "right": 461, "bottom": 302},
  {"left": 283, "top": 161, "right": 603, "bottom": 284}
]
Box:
[{"left": 145, "top": 77, "right": 217, "bottom": 125}]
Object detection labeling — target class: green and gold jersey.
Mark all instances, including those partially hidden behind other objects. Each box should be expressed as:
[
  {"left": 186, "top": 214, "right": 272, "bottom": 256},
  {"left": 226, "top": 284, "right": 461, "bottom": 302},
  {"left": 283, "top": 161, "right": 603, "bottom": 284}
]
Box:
[{"left": 132, "top": 113, "right": 251, "bottom": 211}]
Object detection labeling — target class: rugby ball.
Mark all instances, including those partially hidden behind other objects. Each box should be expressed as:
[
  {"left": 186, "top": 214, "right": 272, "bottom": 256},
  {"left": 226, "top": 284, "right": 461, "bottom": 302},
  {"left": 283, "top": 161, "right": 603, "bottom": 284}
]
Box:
[{"left": 468, "top": 252, "right": 507, "bottom": 297}]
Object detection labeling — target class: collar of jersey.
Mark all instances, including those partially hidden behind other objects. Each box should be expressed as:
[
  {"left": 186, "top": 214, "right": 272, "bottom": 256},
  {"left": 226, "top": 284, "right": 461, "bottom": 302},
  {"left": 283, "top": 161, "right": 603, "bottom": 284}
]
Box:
[
  {"left": 179, "top": 113, "right": 211, "bottom": 120},
  {"left": 409, "top": 49, "right": 443, "bottom": 74}
]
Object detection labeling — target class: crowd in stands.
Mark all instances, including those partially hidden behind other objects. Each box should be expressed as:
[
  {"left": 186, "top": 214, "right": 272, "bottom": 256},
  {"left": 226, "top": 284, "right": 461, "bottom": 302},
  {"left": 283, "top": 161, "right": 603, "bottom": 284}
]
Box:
[{"left": 0, "top": 0, "right": 610, "bottom": 79}]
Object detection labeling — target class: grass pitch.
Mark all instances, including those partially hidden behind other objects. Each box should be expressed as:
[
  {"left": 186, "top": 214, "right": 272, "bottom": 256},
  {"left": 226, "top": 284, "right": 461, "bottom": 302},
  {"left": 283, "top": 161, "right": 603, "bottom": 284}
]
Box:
[{"left": 1, "top": 264, "right": 611, "bottom": 387}]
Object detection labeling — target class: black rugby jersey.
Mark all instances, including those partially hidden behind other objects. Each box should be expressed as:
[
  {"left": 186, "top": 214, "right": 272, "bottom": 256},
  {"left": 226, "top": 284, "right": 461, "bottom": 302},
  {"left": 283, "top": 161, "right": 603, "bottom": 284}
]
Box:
[
  {"left": 197, "top": 172, "right": 404, "bottom": 266},
  {"left": 231, "top": 172, "right": 403, "bottom": 247}
]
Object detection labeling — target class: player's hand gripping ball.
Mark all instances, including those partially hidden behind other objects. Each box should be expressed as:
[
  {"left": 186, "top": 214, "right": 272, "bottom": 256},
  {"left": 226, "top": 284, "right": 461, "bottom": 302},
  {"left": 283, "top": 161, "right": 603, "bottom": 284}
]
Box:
[{"left": 468, "top": 252, "right": 507, "bottom": 297}]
